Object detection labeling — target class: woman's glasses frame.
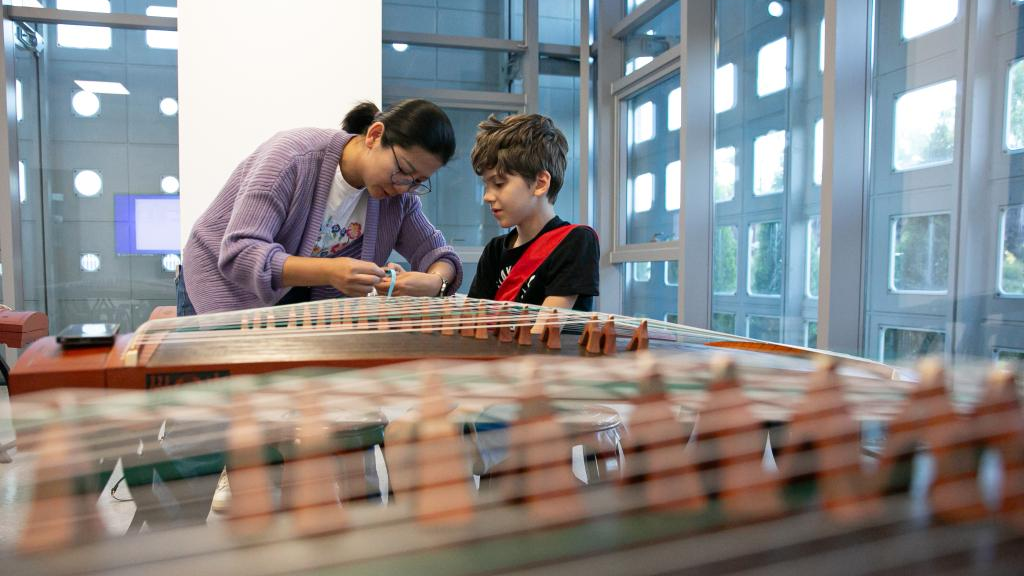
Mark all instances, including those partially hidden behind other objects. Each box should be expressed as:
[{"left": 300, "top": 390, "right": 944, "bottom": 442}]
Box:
[{"left": 389, "top": 146, "right": 432, "bottom": 196}]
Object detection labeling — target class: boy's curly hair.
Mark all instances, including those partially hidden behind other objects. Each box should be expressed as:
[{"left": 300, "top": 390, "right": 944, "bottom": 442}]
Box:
[{"left": 470, "top": 114, "right": 568, "bottom": 203}]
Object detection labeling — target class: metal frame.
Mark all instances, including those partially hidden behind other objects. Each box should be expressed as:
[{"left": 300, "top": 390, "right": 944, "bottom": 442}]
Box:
[
  {"left": 604, "top": 1, "right": 692, "bottom": 322},
  {"left": 677, "top": 0, "right": 714, "bottom": 328},
  {"left": 522, "top": 0, "right": 538, "bottom": 114},
  {"left": 381, "top": 86, "right": 526, "bottom": 111},
  {"left": 611, "top": 0, "right": 677, "bottom": 39},
  {"left": 4, "top": 6, "right": 175, "bottom": 30},
  {"left": 608, "top": 48, "right": 681, "bottom": 260},
  {"left": 0, "top": 19, "right": 22, "bottom": 327},
  {"left": 381, "top": 31, "right": 523, "bottom": 53},
  {"left": 595, "top": 0, "right": 626, "bottom": 311},
  {"left": 818, "top": 0, "right": 871, "bottom": 356},
  {"left": 578, "top": 0, "right": 591, "bottom": 229}
]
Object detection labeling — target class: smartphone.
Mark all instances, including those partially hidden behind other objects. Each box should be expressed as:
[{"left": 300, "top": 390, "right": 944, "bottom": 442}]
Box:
[{"left": 56, "top": 323, "right": 120, "bottom": 348}]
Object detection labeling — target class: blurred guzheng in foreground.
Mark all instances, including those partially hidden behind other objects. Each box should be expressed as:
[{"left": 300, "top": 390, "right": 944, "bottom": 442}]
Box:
[{"left": 3, "top": 331, "right": 1023, "bottom": 574}]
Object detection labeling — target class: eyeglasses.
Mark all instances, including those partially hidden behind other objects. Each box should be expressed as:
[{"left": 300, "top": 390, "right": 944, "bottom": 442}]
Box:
[{"left": 389, "top": 146, "right": 432, "bottom": 196}]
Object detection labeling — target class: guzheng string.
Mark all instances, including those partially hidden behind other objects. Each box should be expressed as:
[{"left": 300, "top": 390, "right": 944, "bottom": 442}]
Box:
[{"left": 123, "top": 296, "right": 785, "bottom": 353}]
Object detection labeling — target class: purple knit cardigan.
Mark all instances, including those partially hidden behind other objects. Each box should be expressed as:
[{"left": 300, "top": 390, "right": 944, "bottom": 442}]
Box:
[{"left": 183, "top": 128, "right": 462, "bottom": 314}]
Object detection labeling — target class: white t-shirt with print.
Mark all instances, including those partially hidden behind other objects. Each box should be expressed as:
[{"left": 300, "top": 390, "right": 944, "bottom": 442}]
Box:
[{"left": 310, "top": 166, "right": 368, "bottom": 257}]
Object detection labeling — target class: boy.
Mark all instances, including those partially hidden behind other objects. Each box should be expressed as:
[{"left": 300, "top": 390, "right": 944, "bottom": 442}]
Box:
[{"left": 468, "top": 114, "right": 600, "bottom": 311}]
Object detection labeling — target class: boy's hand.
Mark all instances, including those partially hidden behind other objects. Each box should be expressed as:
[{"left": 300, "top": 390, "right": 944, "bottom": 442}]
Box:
[
  {"left": 374, "top": 270, "right": 443, "bottom": 297},
  {"left": 325, "top": 257, "right": 386, "bottom": 297}
]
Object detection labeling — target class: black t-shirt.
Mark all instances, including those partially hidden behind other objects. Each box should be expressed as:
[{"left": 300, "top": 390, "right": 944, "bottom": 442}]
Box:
[{"left": 468, "top": 216, "right": 600, "bottom": 311}]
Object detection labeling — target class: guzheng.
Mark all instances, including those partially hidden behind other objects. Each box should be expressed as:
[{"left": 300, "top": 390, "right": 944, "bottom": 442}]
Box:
[
  {"left": 3, "top": 351, "right": 1021, "bottom": 574},
  {"left": 9, "top": 295, "right": 875, "bottom": 395}
]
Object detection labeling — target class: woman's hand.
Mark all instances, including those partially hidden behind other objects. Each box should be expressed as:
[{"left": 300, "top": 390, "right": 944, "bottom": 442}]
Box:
[
  {"left": 374, "top": 270, "right": 443, "bottom": 297},
  {"left": 324, "top": 257, "right": 387, "bottom": 296}
]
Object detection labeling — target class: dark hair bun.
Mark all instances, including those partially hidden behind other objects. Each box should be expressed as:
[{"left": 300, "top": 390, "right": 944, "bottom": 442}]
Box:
[{"left": 342, "top": 101, "right": 381, "bottom": 135}]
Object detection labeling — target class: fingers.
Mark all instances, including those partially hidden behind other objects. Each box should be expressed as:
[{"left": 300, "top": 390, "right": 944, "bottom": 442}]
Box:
[
  {"left": 351, "top": 273, "right": 385, "bottom": 288},
  {"left": 384, "top": 262, "right": 407, "bottom": 274},
  {"left": 349, "top": 260, "right": 387, "bottom": 279}
]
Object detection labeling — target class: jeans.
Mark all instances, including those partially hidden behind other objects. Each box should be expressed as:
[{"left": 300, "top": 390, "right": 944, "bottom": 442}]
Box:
[
  {"left": 175, "top": 266, "right": 310, "bottom": 317},
  {"left": 175, "top": 266, "right": 197, "bottom": 317}
]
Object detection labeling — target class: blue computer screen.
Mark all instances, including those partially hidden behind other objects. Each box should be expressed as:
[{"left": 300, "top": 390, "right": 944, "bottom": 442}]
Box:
[{"left": 114, "top": 195, "right": 181, "bottom": 255}]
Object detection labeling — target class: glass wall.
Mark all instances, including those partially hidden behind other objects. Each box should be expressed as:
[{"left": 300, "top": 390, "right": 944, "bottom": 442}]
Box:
[
  {"left": 610, "top": 0, "right": 682, "bottom": 322},
  {"left": 625, "top": 72, "right": 680, "bottom": 244},
  {"left": 382, "top": 0, "right": 582, "bottom": 295},
  {"left": 711, "top": 0, "right": 823, "bottom": 344},
  {"left": 13, "top": 0, "right": 179, "bottom": 332}
]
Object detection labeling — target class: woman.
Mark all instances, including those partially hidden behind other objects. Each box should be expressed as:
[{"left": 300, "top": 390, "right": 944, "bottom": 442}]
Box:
[{"left": 178, "top": 99, "right": 461, "bottom": 315}]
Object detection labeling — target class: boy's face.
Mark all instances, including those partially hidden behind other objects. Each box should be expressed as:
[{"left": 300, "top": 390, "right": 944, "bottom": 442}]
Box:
[{"left": 481, "top": 168, "right": 548, "bottom": 229}]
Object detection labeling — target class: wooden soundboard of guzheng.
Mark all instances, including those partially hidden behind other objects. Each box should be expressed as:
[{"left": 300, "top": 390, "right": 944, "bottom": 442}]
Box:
[
  {"left": 9, "top": 295, "right": 862, "bottom": 395},
  {"left": 3, "top": 352, "right": 1022, "bottom": 575},
  {"left": 0, "top": 309, "right": 48, "bottom": 348}
]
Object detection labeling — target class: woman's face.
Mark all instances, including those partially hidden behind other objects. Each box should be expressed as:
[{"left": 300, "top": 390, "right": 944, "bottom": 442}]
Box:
[{"left": 363, "top": 124, "right": 443, "bottom": 199}]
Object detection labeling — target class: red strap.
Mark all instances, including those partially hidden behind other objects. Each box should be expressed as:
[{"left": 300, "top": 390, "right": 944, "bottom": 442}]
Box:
[{"left": 495, "top": 225, "right": 583, "bottom": 302}]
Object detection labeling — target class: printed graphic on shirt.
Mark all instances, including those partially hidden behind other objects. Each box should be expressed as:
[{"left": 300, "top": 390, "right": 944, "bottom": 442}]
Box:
[
  {"left": 312, "top": 215, "right": 363, "bottom": 257},
  {"left": 495, "top": 265, "right": 536, "bottom": 301}
]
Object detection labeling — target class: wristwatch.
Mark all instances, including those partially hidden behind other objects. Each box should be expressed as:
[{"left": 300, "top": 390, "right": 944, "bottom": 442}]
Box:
[{"left": 434, "top": 273, "right": 449, "bottom": 297}]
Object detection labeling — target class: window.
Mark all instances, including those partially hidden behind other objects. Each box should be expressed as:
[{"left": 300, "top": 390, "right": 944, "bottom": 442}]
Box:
[
  {"left": 880, "top": 327, "right": 946, "bottom": 363},
  {"left": 893, "top": 80, "right": 957, "bottom": 172},
  {"left": 18, "top": 161, "right": 26, "bottom": 204},
  {"left": 632, "top": 100, "right": 655, "bottom": 144},
  {"left": 632, "top": 172, "right": 654, "bottom": 214},
  {"left": 1006, "top": 59, "right": 1024, "bottom": 152},
  {"left": 713, "top": 225, "right": 738, "bottom": 295},
  {"left": 748, "top": 221, "right": 783, "bottom": 297},
  {"left": 665, "top": 161, "right": 680, "bottom": 211},
  {"left": 712, "top": 312, "right": 736, "bottom": 334},
  {"left": 15, "top": 79, "right": 22, "bottom": 123},
  {"left": 714, "top": 146, "right": 736, "bottom": 202},
  {"left": 633, "top": 261, "right": 652, "bottom": 282},
  {"left": 56, "top": 0, "right": 112, "bottom": 50},
  {"left": 754, "top": 130, "right": 786, "bottom": 196},
  {"left": 757, "top": 37, "right": 788, "bottom": 97},
  {"left": 622, "top": 261, "right": 677, "bottom": 322},
  {"left": 668, "top": 87, "right": 681, "bottom": 131},
  {"left": 623, "top": 1, "right": 680, "bottom": 75},
  {"left": 626, "top": 0, "right": 648, "bottom": 14},
  {"left": 901, "top": 0, "right": 958, "bottom": 41},
  {"left": 995, "top": 348, "right": 1024, "bottom": 362},
  {"left": 145, "top": 6, "right": 178, "bottom": 50},
  {"left": 716, "top": 63, "right": 736, "bottom": 113},
  {"left": 806, "top": 217, "right": 820, "bottom": 298},
  {"left": 625, "top": 56, "right": 654, "bottom": 75},
  {"left": 748, "top": 315, "right": 782, "bottom": 342},
  {"left": 813, "top": 118, "right": 823, "bottom": 186},
  {"left": 665, "top": 260, "right": 679, "bottom": 286},
  {"left": 805, "top": 321, "right": 818, "bottom": 348},
  {"left": 999, "top": 205, "right": 1024, "bottom": 296},
  {"left": 889, "top": 213, "right": 951, "bottom": 294},
  {"left": 819, "top": 19, "right": 825, "bottom": 73},
  {"left": 624, "top": 73, "right": 681, "bottom": 244}
]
